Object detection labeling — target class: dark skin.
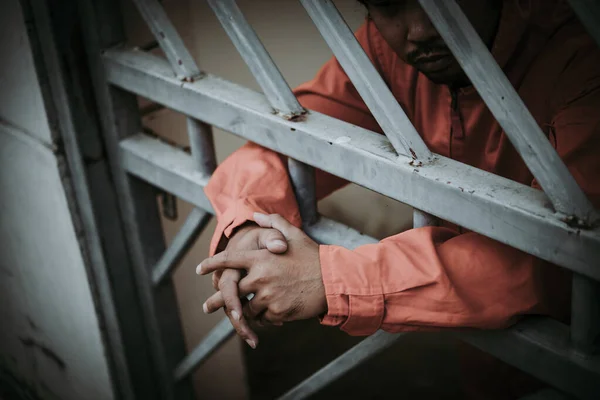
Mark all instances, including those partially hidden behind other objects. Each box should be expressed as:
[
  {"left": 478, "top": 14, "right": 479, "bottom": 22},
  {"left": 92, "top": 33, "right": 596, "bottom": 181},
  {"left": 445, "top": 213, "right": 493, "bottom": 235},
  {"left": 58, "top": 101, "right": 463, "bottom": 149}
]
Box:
[{"left": 201, "top": 0, "right": 504, "bottom": 348}]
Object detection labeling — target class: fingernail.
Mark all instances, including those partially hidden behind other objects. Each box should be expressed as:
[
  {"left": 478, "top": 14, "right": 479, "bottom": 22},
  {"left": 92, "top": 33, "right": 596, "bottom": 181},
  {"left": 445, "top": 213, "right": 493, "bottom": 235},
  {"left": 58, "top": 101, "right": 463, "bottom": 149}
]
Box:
[
  {"left": 273, "top": 240, "right": 286, "bottom": 248},
  {"left": 231, "top": 310, "right": 240, "bottom": 321},
  {"left": 196, "top": 264, "right": 202, "bottom": 275},
  {"left": 202, "top": 303, "right": 208, "bottom": 314},
  {"left": 246, "top": 339, "right": 256, "bottom": 349}
]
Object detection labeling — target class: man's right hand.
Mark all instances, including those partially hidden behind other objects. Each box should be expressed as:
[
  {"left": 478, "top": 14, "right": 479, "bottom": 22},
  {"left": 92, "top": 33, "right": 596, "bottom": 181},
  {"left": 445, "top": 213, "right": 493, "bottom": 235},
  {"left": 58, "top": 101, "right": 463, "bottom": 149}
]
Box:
[{"left": 205, "top": 223, "right": 288, "bottom": 349}]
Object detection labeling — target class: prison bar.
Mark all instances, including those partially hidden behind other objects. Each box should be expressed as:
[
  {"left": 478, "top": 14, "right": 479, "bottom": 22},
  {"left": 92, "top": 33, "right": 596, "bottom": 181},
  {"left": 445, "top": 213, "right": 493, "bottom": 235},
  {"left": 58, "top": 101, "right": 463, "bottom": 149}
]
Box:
[
  {"left": 131, "top": 0, "right": 200, "bottom": 79},
  {"left": 108, "top": 50, "right": 600, "bottom": 281},
  {"left": 418, "top": 0, "right": 596, "bottom": 222},
  {"left": 299, "top": 0, "right": 432, "bottom": 161},
  {"left": 119, "top": 134, "right": 600, "bottom": 399}
]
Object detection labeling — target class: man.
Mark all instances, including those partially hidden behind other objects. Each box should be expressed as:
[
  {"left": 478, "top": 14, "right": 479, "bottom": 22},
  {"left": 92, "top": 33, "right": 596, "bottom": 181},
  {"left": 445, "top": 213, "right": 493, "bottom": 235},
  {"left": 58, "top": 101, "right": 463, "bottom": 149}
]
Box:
[{"left": 196, "top": 0, "right": 600, "bottom": 397}]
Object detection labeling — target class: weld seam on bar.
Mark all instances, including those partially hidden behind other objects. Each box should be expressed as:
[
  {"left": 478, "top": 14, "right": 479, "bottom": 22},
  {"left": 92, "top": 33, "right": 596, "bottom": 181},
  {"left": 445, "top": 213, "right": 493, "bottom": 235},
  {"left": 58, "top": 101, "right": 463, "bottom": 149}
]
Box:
[
  {"left": 567, "top": 0, "right": 600, "bottom": 48},
  {"left": 107, "top": 50, "right": 600, "bottom": 280},
  {"left": 132, "top": 0, "right": 200, "bottom": 79},
  {"left": 299, "top": 0, "right": 431, "bottom": 161},
  {"left": 206, "top": 0, "right": 304, "bottom": 117},
  {"left": 418, "top": 0, "right": 596, "bottom": 222},
  {"left": 279, "top": 331, "right": 405, "bottom": 400},
  {"left": 173, "top": 318, "right": 236, "bottom": 382},
  {"left": 152, "top": 208, "right": 211, "bottom": 286}
]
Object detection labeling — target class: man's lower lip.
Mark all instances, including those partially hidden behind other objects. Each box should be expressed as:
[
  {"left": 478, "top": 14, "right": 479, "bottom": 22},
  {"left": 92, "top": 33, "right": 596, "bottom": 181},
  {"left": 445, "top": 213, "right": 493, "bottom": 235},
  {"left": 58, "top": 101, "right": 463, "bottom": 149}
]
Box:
[{"left": 415, "top": 55, "right": 453, "bottom": 72}]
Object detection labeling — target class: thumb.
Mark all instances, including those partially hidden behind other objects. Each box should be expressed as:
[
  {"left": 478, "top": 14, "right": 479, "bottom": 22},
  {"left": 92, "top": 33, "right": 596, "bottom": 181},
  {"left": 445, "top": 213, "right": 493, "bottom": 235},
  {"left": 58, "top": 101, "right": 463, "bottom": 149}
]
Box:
[{"left": 258, "top": 228, "right": 288, "bottom": 254}]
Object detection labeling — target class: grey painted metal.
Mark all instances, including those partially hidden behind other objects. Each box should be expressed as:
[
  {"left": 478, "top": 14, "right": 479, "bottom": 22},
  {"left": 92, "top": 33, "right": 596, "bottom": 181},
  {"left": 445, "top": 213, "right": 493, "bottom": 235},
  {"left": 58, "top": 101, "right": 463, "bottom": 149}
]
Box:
[
  {"left": 206, "top": 0, "right": 304, "bottom": 118},
  {"left": 173, "top": 317, "right": 236, "bottom": 382},
  {"left": 118, "top": 133, "right": 600, "bottom": 396},
  {"left": 567, "top": 0, "right": 600, "bottom": 48},
  {"left": 106, "top": 50, "right": 600, "bottom": 281},
  {"left": 299, "top": 0, "right": 431, "bottom": 161},
  {"left": 413, "top": 209, "right": 438, "bottom": 228},
  {"left": 418, "top": 0, "right": 596, "bottom": 224},
  {"left": 79, "top": 2, "right": 192, "bottom": 399},
  {"left": 461, "top": 317, "right": 600, "bottom": 399},
  {"left": 288, "top": 158, "right": 318, "bottom": 225},
  {"left": 152, "top": 208, "right": 212, "bottom": 286},
  {"left": 571, "top": 274, "right": 600, "bottom": 355},
  {"left": 187, "top": 118, "right": 217, "bottom": 175},
  {"left": 131, "top": 0, "right": 200, "bottom": 80},
  {"left": 279, "top": 331, "right": 405, "bottom": 400}
]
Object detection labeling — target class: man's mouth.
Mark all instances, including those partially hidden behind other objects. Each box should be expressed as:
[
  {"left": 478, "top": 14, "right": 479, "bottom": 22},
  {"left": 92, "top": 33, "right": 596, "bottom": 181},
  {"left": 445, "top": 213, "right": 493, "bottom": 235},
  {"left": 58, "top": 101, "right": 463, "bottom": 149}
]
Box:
[{"left": 413, "top": 53, "right": 453, "bottom": 72}]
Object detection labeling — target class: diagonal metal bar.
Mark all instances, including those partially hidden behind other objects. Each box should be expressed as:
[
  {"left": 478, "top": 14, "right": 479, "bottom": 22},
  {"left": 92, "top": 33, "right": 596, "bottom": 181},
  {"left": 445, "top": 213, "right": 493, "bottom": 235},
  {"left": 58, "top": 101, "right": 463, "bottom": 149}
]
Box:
[
  {"left": 206, "top": 0, "right": 305, "bottom": 117},
  {"left": 173, "top": 318, "right": 236, "bottom": 382},
  {"left": 152, "top": 208, "right": 212, "bottom": 286},
  {"left": 567, "top": 0, "right": 600, "bottom": 48},
  {"left": 279, "top": 331, "right": 405, "bottom": 400},
  {"left": 418, "top": 0, "right": 597, "bottom": 224},
  {"left": 299, "top": 0, "right": 432, "bottom": 161},
  {"left": 131, "top": 0, "right": 200, "bottom": 79}
]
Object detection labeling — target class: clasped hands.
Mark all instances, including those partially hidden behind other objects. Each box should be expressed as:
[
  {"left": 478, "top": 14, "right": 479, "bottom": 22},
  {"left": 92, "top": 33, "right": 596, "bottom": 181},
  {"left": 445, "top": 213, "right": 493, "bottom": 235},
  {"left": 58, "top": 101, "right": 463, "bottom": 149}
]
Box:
[{"left": 196, "top": 213, "right": 327, "bottom": 349}]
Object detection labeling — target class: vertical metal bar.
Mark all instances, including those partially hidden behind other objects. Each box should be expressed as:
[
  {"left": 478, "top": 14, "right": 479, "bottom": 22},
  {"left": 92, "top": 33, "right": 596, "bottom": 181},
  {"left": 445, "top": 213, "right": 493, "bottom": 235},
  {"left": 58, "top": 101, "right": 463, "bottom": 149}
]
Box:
[
  {"left": 571, "top": 275, "right": 600, "bottom": 355},
  {"left": 78, "top": 1, "right": 192, "bottom": 399},
  {"left": 418, "top": 0, "right": 596, "bottom": 223},
  {"left": 131, "top": 0, "right": 200, "bottom": 79},
  {"left": 278, "top": 331, "right": 406, "bottom": 400},
  {"left": 288, "top": 158, "right": 318, "bottom": 226},
  {"left": 206, "top": 0, "right": 304, "bottom": 118},
  {"left": 567, "top": 0, "right": 600, "bottom": 48},
  {"left": 187, "top": 118, "right": 217, "bottom": 175},
  {"left": 299, "top": 0, "right": 432, "bottom": 161}
]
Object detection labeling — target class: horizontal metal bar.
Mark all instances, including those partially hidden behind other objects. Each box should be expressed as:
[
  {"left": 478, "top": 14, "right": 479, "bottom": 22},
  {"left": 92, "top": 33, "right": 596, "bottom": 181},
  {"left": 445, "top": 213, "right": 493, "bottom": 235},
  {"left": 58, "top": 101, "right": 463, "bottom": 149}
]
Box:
[
  {"left": 120, "top": 133, "right": 600, "bottom": 396},
  {"left": 279, "top": 331, "right": 405, "bottom": 400},
  {"left": 107, "top": 49, "right": 600, "bottom": 281},
  {"left": 299, "top": 0, "right": 431, "bottom": 161},
  {"left": 567, "top": 0, "right": 600, "bottom": 48},
  {"left": 152, "top": 208, "right": 212, "bottom": 286},
  {"left": 418, "top": 0, "right": 596, "bottom": 224},
  {"left": 460, "top": 316, "right": 600, "bottom": 399},
  {"left": 206, "top": 0, "right": 304, "bottom": 117},
  {"left": 131, "top": 0, "right": 200, "bottom": 79},
  {"left": 173, "top": 318, "right": 235, "bottom": 382}
]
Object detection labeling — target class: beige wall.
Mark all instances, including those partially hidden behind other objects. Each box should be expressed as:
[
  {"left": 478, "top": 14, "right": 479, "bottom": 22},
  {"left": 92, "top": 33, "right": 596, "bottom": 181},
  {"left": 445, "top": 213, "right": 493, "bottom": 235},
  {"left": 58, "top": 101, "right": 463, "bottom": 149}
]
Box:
[{"left": 124, "top": 0, "right": 414, "bottom": 398}]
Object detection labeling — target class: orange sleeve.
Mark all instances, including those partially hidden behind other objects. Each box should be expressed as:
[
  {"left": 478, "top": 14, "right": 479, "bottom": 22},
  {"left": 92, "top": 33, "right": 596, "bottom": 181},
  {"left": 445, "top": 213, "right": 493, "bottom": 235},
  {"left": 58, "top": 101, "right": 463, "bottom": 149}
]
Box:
[
  {"left": 320, "top": 41, "right": 600, "bottom": 336},
  {"left": 205, "top": 20, "right": 382, "bottom": 255}
]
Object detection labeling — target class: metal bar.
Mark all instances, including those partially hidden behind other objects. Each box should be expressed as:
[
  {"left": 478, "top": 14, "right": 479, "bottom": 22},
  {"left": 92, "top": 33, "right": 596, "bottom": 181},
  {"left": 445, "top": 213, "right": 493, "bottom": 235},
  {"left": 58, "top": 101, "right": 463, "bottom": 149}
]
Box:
[
  {"left": 299, "top": 0, "right": 431, "bottom": 161},
  {"left": 413, "top": 209, "right": 438, "bottom": 228},
  {"left": 288, "top": 158, "right": 318, "bottom": 225},
  {"left": 131, "top": 0, "right": 200, "bottom": 79},
  {"left": 118, "top": 134, "right": 600, "bottom": 396},
  {"left": 152, "top": 208, "right": 212, "bottom": 286},
  {"left": 79, "top": 3, "right": 192, "bottom": 399},
  {"left": 567, "top": 0, "right": 600, "bottom": 48},
  {"left": 106, "top": 50, "right": 600, "bottom": 281},
  {"left": 186, "top": 118, "right": 216, "bottom": 175},
  {"left": 206, "top": 0, "right": 304, "bottom": 117},
  {"left": 418, "top": 0, "right": 597, "bottom": 224},
  {"left": 173, "top": 318, "right": 236, "bottom": 382},
  {"left": 279, "top": 331, "right": 405, "bottom": 400},
  {"left": 571, "top": 274, "right": 600, "bottom": 355}
]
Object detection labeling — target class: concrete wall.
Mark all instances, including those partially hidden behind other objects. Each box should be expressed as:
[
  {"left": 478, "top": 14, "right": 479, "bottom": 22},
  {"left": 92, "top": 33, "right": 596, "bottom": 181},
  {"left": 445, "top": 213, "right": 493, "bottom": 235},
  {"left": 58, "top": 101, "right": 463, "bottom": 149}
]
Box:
[
  {"left": 0, "top": 0, "right": 114, "bottom": 399},
  {"left": 123, "top": 0, "right": 414, "bottom": 398}
]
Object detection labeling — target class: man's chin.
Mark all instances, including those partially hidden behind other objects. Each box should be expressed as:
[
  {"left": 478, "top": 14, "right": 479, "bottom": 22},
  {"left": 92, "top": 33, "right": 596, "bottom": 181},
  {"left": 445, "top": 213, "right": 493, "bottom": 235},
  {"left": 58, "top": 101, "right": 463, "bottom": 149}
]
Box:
[{"left": 420, "top": 67, "right": 467, "bottom": 86}]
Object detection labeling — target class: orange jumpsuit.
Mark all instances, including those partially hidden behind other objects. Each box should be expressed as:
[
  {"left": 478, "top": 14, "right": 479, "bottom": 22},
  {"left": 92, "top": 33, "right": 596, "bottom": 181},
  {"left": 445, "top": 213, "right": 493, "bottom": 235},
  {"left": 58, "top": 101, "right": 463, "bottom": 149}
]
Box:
[{"left": 206, "top": 0, "right": 599, "bottom": 343}]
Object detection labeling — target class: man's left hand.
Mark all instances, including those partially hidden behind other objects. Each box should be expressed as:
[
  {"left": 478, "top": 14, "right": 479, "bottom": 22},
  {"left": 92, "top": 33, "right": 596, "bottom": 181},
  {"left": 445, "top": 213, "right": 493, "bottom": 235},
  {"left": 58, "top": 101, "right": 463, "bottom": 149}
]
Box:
[{"left": 197, "top": 213, "right": 327, "bottom": 327}]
